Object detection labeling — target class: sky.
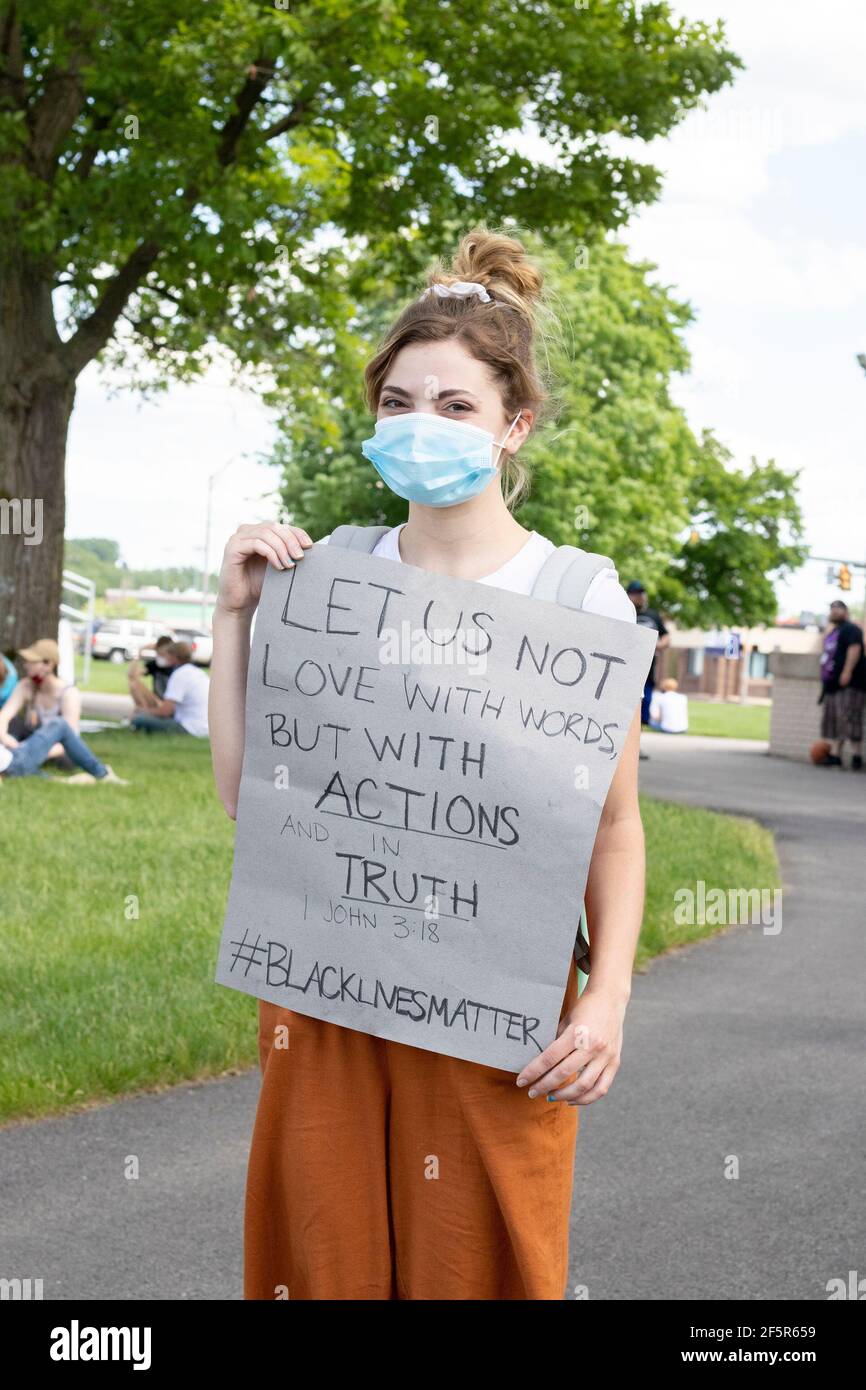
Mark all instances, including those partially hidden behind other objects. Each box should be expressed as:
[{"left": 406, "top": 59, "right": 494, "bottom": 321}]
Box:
[{"left": 65, "top": 0, "right": 866, "bottom": 622}]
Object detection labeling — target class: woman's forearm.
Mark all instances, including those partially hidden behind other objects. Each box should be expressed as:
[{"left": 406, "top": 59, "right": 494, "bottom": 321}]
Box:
[
  {"left": 209, "top": 603, "right": 254, "bottom": 819},
  {"left": 581, "top": 812, "right": 646, "bottom": 1005}
]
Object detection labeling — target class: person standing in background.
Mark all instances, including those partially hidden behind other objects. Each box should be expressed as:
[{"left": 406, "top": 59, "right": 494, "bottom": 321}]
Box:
[
  {"left": 626, "top": 582, "right": 670, "bottom": 756},
  {"left": 816, "top": 600, "right": 865, "bottom": 770}
]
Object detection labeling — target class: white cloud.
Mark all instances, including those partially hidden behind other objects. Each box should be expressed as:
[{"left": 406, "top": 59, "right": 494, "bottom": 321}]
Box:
[
  {"left": 67, "top": 365, "right": 282, "bottom": 572},
  {"left": 627, "top": 210, "right": 866, "bottom": 310}
]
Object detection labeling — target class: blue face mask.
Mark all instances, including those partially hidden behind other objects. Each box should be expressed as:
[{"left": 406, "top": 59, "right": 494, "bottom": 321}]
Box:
[{"left": 361, "top": 411, "right": 522, "bottom": 508}]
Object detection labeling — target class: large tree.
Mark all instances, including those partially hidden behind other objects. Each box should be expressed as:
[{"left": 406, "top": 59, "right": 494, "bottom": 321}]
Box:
[
  {"left": 0, "top": 0, "right": 740, "bottom": 651},
  {"left": 669, "top": 438, "right": 807, "bottom": 628},
  {"left": 273, "top": 233, "right": 806, "bottom": 625}
]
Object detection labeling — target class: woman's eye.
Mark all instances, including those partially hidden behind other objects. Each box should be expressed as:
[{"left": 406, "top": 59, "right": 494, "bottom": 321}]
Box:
[
  {"left": 443, "top": 401, "right": 473, "bottom": 413},
  {"left": 381, "top": 398, "right": 407, "bottom": 410}
]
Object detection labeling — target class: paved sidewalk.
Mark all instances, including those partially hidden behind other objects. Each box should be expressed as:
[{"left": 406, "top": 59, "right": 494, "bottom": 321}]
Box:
[
  {"left": 566, "top": 732, "right": 865, "bottom": 1299},
  {"left": 0, "top": 1075, "right": 255, "bottom": 1300},
  {"left": 80, "top": 691, "right": 133, "bottom": 721},
  {"left": 1, "top": 735, "right": 863, "bottom": 1299}
]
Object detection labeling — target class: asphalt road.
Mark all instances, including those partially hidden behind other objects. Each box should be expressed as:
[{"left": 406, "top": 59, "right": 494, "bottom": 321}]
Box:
[
  {"left": 566, "top": 732, "right": 866, "bottom": 1300},
  {"left": 1, "top": 733, "right": 863, "bottom": 1299}
]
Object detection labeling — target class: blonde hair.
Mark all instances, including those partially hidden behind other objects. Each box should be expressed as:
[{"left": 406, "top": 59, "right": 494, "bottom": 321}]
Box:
[
  {"left": 662, "top": 678, "right": 679, "bottom": 692},
  {"left": 363, "top": 225, "right": 549, "bottom": 510}
]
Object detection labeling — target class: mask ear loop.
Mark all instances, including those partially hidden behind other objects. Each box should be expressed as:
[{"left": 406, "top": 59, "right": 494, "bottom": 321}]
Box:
[{"left": 493, "top": 410, "right": 524, "bottom": 467}]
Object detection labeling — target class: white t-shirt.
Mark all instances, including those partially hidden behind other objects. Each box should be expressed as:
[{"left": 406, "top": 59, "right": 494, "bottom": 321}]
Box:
[
  {"left": 649, "top": 689, "right": 689, "bottom": 733},
  {"left": 164, "top": 662, "right": 210, "bottom": 737},
  {"left": 316, "top": 524, "right": 636, "bottom": 623}
]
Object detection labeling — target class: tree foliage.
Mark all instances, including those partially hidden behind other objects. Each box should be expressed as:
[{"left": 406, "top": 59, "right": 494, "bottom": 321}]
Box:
[
  {"left": 2, "top": 0, "right": 741, "bottom": 380},
  {"left": 64, "top": 537, "right": 217, "bottom": 597},
  {"left": 273, "top": 233, "right": 806, "bottom": 626},
  {"left": 671, "top": 441, "right": 808, "bottom": 627},
  {"left": 0, "top": 0, "right": 741, "bottom": 649}
]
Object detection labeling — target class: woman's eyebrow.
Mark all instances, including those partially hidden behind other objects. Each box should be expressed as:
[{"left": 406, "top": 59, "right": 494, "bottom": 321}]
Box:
[{"left": 380, "top": 385, "right": 480, "bottom": 400}]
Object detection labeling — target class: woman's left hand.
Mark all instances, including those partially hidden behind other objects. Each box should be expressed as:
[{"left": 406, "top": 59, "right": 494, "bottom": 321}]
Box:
[{"left": 515, "top": 988, "right": 628, "bottom": 1106}]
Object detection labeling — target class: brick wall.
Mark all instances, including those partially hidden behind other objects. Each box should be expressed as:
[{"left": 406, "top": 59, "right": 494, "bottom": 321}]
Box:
[{"left": 768, "top": 652, "right": 823, "bottom": 761}]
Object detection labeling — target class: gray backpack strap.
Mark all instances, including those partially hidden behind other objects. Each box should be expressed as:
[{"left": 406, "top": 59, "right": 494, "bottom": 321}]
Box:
[
  {"left": 530, "top": 543, "right": 615, "bottom": 609},
  {"left": 531, "top": 544, "right": 617, "bottom": 986},
  {"left": 327, "top": 524, "right": 391, "bottom": 553}
]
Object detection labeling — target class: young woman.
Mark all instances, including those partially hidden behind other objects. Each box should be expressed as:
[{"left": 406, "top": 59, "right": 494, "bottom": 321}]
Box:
[
  {"left": 0, "top": 638, "right": 126, "bottom": 783},
  {"left": 0, "top": 637, "right": 80, "bottom": 761},
  {"left": 0, "top": 636, "right": 85, "bottom": 770},
  {"left": 210, "top": 228, "right": 646, "bottom": 1301}
]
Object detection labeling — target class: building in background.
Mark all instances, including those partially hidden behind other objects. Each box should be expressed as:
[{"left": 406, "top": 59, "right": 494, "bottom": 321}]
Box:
[
  {"left": 655, "top": 617, "right": 822, "bottom": 703},
  {"left": 650, "top": 614, "right": 832, "bottom": 761},
  {"left": 104, "top": 586, "right": 216, "bottom": 629}
]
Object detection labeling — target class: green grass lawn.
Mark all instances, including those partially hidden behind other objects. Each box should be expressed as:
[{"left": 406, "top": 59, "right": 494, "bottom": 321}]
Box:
[
  {"left": 0, "top": 732, "right": 779, "bottom": 1124},
  {"left": 74, "top": 655, "right": 135, "bottom": 695},
  {"left": 637, "top": 797, "right": 778, "bottom": 966},
  {"left": 684, "top": 699, "right": 771, "bottom": 741}
]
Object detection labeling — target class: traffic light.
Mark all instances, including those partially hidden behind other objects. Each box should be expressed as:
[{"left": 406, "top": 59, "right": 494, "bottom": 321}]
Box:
[{"left": 839, "top": 564, "right": 851, "bottom": 591}]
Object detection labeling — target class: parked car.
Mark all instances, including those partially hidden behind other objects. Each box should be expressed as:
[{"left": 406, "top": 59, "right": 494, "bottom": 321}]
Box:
[
  {"left": 91, "top": 619, "right": 176, "bottom": 663},
  {"left": 72, "top": 618, "right": 105, "bottom": 653},
  {"left": 171, "top": 627, "right": 213, "bottom": 666}
]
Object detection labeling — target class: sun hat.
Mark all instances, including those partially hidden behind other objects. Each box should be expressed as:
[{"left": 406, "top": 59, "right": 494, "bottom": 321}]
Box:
[{"left": 18, "top": 637, "right": 60, "bottom": 666}]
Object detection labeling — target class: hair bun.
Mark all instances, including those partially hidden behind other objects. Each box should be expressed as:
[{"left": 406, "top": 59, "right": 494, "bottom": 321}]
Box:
[{"left": 428, "top": 224, "right": 543, "bottom": 322}]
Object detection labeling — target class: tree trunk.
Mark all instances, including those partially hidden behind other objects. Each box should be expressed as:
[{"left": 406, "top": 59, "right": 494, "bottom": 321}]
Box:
[{"left": 0, "top": 266, "right": 75, "bottom": 657}]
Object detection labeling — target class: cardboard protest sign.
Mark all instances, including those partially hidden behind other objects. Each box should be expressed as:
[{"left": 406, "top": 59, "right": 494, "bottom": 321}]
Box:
[{"left": 215, "top": 543, "right": 656, "bottom": 1070}]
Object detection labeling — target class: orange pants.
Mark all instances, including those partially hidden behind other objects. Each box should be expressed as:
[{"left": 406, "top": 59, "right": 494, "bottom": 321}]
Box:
[{"left": 244, "top": 959, "right": 581, "bottom": 1300}]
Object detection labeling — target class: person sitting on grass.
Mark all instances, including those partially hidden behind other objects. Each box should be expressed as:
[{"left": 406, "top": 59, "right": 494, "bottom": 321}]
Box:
[
  {"left": 127, "top": 634, "right": 174, "bottom": 713},
  {"left": 129, "top": 640, "right": 210, "bottom": 737},
  {"left": 0, "top": 652, "right": 18, "bottom": 705},
  {"left": 648, "top": 677, "right": 689, "bottom": 734},
  {"left": 0, "top": 715, "right": 127, "bottom": 784},
  {"left": 0, "top": 637, "right": 83, "bottom": 770}
]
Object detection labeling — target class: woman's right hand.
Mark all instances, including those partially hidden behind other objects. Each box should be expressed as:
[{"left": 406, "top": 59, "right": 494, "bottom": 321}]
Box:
[{"left": 216, "top": 522, "right": 314, "bottom": 617}]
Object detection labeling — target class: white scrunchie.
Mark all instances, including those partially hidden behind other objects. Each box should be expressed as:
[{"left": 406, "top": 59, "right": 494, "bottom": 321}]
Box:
[{"left": 419, "top": 280, "right": 493, "bottom": 303}]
